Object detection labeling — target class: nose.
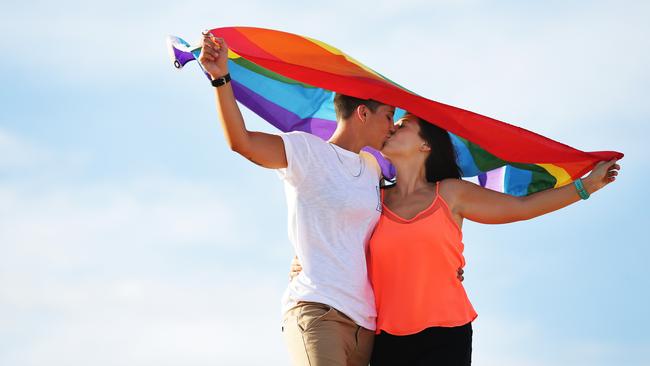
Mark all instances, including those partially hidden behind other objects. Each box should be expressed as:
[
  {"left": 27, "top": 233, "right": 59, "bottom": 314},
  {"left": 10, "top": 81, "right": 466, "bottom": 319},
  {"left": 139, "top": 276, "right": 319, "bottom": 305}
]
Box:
[{"left": 388, "top": 122, "right": 397, "bottom": 134}]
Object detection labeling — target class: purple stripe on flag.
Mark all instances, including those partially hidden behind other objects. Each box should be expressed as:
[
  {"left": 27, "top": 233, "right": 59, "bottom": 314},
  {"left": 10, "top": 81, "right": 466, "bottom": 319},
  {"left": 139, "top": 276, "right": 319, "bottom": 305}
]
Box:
[{"left": 173, "top": 46, "right": 197, "bottom": 67}]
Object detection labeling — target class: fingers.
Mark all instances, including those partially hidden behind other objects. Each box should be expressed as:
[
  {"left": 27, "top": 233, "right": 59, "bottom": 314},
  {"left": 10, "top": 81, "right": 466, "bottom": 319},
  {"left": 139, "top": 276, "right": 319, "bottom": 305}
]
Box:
[
  {"left": 203, "top": 36, "right": 221, "bottom": 50},
  {"left": 606, "top": 159, "right": 620, "bottom": 169},
  {"left": 607, "top": 170, "right": 618, "bottom": 179},
  {"left": 200, "top": 33, "right": 228, "bottom": 65},
  {"left": 289, "top": 265, "right": 302, "bottom": 281},
  {"left": 200, "top": 53, "right": 217, "bottom": 65},
  {"left": 288, "top": 255, "right": 302, "bottom": 281},
  {"left": 591, "top": 159, "right": 621, "bottom": 184},
  {"left": 202, "top": 31, "right": 226, "bottom": 50},
  {"left": 200, "top": 51, "right": 216, "bottom": 62},
  {"left": 214, "top": 37, "right": 226, "bottom": 50},
  {"left": 607, "top": 172, "right": 617, "bottom": 182},
  {"left": 200, "top": 41, "right": 220, "bottom": 61},
  {"left": 598, "top": 159, "right": 617, "bottom": 167},
  {"left": 607, "top": 159, "right": 621, "bottom": 183},
  {"left": 202, "top": 38, "right": 220, "bottom": 53}
]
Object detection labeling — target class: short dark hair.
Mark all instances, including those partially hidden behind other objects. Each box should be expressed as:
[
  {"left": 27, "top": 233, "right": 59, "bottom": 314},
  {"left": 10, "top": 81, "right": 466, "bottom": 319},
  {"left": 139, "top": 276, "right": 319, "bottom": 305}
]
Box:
[
  {"left": 333, "top": 93, "right": 384, "bottom": 120},
  {"left": 415, "top": 115, "right": 462, "bottom": 183}
]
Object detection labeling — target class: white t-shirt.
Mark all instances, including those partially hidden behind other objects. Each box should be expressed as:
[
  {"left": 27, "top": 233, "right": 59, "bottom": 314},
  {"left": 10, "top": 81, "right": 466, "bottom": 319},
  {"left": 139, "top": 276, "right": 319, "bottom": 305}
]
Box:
[{"left": 277, "top": 131, "right": 382, "bottom": 330}]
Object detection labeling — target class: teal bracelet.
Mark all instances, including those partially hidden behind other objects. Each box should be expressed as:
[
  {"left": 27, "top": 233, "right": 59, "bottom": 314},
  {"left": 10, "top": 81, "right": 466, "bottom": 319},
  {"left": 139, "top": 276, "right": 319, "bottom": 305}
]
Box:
[{"left": 574, "top": 179, "right": 590, "bottom": 200}]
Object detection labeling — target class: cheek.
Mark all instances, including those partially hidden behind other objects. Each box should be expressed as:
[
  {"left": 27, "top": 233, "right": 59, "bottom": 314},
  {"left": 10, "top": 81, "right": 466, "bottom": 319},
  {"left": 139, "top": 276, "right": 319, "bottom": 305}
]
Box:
[
  {"left": 385, "top": 136, "right": 404, "bottom": 151},
  {"left": 394, "top": 134, "right": 419, "bottom": 151},
  {"left": 374, "top": 118, "right": 389, "bottom": 132}
]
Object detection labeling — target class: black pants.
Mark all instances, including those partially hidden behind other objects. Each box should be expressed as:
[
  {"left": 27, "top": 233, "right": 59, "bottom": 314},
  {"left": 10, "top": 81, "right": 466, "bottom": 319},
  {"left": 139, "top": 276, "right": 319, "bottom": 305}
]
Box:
[{"left": 370, "top": 323, "right": 472, "bottom": 366}]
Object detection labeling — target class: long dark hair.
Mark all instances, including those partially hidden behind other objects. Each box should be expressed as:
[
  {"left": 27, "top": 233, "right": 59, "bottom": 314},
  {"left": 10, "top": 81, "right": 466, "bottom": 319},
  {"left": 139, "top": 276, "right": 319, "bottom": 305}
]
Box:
[
  {"left": 417, "top": 117, "right": 462, "bottom": 183},
  {"left": 381, "top": 115, "right": 461, "bottom": 187}
]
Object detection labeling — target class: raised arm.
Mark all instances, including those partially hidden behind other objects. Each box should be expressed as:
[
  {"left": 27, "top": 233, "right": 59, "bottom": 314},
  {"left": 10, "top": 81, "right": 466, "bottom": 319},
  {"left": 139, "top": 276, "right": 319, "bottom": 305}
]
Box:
[
  {"left": 199, "top": 34, "right": 287, "bottom": 169},
  {"left": 448, "top": 159, "right": 620, "bottom": 224}
]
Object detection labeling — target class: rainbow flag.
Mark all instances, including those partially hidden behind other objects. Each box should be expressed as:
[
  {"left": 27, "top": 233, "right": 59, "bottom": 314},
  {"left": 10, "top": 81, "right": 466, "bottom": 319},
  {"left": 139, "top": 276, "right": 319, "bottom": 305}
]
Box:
[{"left": 167, "top": 27, "right": 623, "bottom": 196}]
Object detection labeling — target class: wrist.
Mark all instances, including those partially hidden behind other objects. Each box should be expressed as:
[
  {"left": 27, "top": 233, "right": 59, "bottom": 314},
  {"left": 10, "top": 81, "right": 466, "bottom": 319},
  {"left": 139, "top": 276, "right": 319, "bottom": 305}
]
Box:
[
  {"left": 210, "top": 73, "right": 231, "bottom": 88},
  {"left": 573, "top": 178, "right": 590, "bottom": 200},
  {"left": 582, "top": 176, "right": 597, "bottom": 194},
  {"left": 210, "top": 65, "right": 229, "bottom": 80},
  {"left": 210, "top": 71, "right": 229, "bottom": 80}
]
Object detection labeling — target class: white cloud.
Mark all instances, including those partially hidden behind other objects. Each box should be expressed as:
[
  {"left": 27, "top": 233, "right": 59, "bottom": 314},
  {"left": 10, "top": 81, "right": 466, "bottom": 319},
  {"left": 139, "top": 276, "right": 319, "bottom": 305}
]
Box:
[
  {"left": 0, "top": 176, "right": 280, "bottom": 270},
  {"left": 376, "top": 2, "right": 650, "bottom": 140},
  {"left": 0, "top": 128, "right": 49, "bottom": 168},
  {"left": 0, "top": 127, "right": 91, "bottom": 178},
  {"left": 472, "top": 314, "right": 650, "bottom": 366},
  {"left": 0, "top": 125, "right": 294, "bottom": 365},
  {"left": 1, "top": 272, "right": 289, "bottom": 365},
  {"left": 0, "top": 175, "right": 293, "bottom": 365}
]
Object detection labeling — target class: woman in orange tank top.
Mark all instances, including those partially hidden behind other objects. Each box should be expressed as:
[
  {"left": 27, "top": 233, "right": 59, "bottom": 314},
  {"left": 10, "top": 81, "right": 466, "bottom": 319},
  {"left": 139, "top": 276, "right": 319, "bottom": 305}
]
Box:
[
  {"left": 368, "top": 113, "right": 620, "bottom": 366},
  {"left": 288, "top": 113, "right": 619, "bottom": 365}
]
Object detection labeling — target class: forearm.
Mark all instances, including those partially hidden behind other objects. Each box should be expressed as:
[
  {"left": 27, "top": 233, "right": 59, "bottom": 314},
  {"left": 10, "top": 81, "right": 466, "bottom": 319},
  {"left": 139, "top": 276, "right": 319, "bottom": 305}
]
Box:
[
  {"left": 516, "top": 178, "right": 596, "bottom": 220},
  {"left": 200, "top": 35, "right": 287, "bottom": 169},
  {"left": 458, "top": 160, "right": 619, "bottom": 224},
  {"left": 214, "top": 82, "right": 251, "bottom": 153}
]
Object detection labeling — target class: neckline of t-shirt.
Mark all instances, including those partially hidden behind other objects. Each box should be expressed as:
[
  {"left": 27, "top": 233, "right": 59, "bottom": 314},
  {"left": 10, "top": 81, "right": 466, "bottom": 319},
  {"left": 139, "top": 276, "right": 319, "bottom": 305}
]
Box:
[
  {"left": 328, "top": 142, "right": 360, "bottom": 158},
  {"left": 328, "top": 143, "right": 366, "bottom": 178}
]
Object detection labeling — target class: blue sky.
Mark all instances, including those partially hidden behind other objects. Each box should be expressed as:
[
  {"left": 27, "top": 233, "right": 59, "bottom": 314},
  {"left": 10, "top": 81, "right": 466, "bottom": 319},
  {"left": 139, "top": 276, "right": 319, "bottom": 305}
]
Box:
[{"left": 1, "top": 1, "right": 649, "bottom": 365}]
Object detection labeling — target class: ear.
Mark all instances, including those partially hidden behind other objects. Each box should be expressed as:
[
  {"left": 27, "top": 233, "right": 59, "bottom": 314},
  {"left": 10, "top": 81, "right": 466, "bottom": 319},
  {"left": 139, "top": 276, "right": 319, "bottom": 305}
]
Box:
[
  {"left": 356, "top": 105, "right": 368, "bottom": 122},
  {"left": 420, "top": 142, "right": 432, "bottom": 152}
]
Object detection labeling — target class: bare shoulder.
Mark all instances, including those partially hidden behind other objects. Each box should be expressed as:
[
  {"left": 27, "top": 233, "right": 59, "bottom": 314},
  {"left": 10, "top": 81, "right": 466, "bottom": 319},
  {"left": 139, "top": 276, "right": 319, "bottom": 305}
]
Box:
[
  {"left": 438, "top": 178, "right": 468, "bottom": 192},
  {"left": 438, "top": 178, "right": 471, "bottom": 208}
]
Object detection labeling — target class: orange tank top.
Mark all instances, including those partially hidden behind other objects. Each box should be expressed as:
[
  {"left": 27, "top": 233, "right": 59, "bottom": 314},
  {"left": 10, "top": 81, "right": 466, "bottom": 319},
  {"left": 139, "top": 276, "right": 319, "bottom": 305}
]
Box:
[{"left": 368, "top": 181, "right": 477, "bottom": 335}]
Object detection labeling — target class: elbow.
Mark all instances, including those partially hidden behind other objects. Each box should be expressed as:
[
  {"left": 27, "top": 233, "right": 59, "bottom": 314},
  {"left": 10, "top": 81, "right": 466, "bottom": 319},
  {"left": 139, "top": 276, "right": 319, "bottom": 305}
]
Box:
[
  {"left": 230, "top": 143, "right": 252, "bottom": 159},
  {"left": 227, "top": 137, "right": 251, "bottom": 155},
  {"left": 228, "top": 140, "right": 243, "bottom": 153}
]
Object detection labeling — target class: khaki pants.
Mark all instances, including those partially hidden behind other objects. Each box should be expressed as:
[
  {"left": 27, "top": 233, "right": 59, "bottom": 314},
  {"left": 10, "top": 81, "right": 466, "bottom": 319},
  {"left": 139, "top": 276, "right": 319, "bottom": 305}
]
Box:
[{"left": 283, "top": 302, "right": 374, "bottom": 366}]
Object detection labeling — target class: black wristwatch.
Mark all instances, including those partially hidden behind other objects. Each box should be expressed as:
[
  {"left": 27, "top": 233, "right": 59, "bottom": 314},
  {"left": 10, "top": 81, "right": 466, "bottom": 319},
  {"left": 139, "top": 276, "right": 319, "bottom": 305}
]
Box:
[{"left": 211, "top": 73, "right": 231, "bottom": 87}]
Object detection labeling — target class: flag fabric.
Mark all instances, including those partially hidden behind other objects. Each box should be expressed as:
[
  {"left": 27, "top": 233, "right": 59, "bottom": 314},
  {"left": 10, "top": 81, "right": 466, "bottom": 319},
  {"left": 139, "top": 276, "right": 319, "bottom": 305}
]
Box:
[{"left": 168, "top": 27, "right": 623, "bottom": 196}]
